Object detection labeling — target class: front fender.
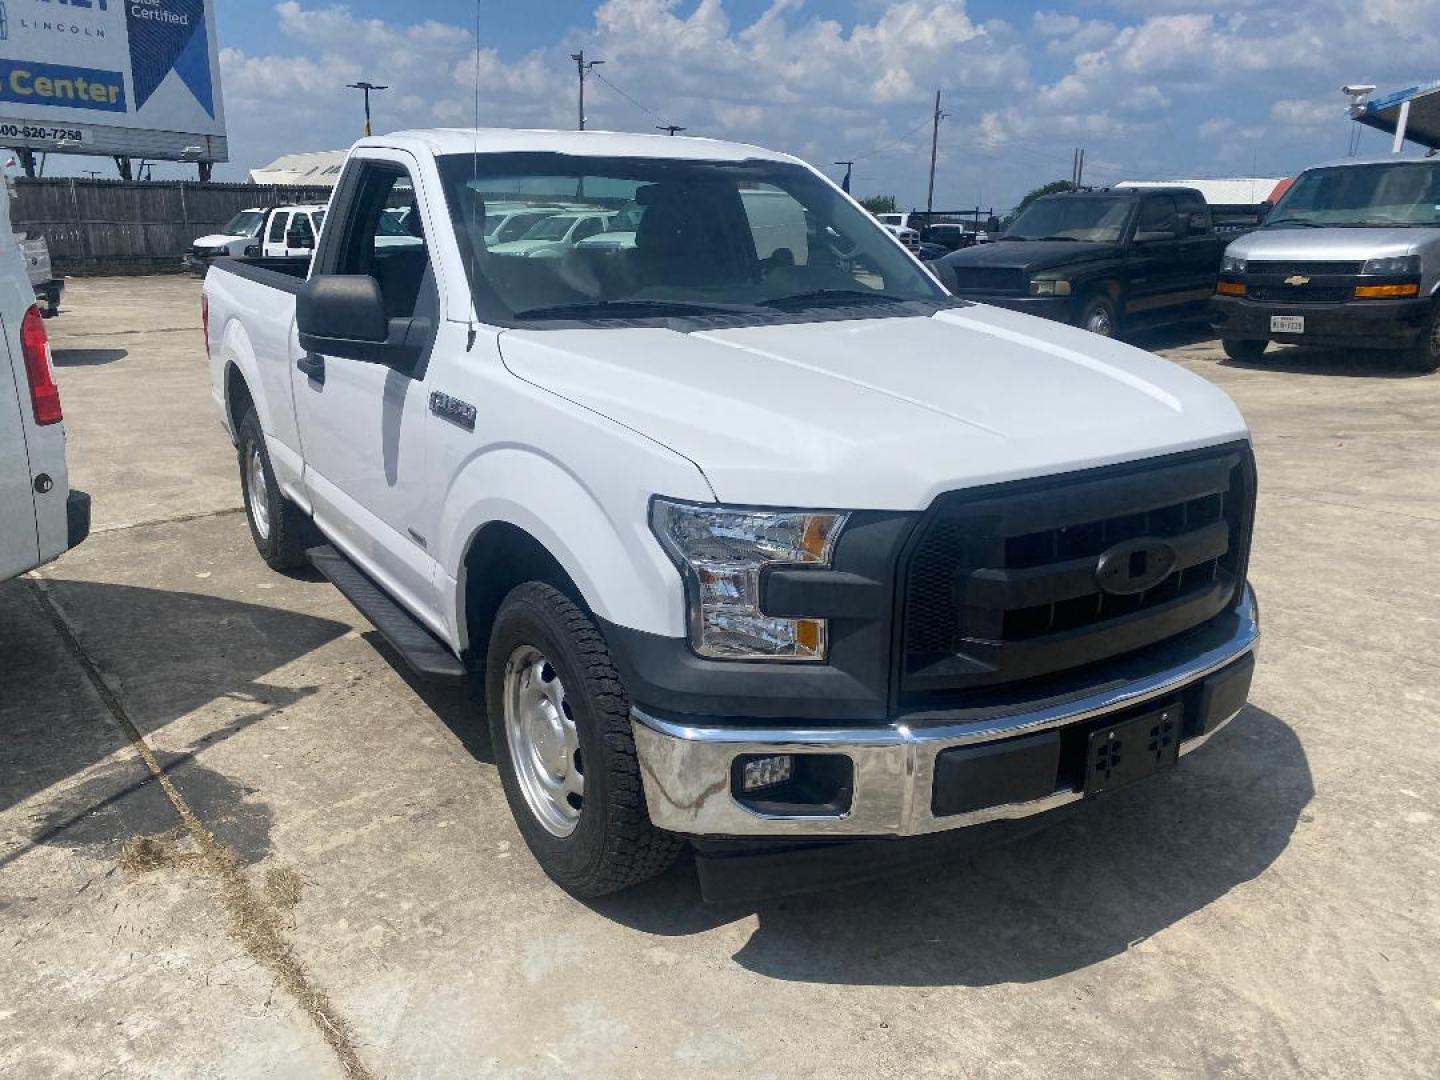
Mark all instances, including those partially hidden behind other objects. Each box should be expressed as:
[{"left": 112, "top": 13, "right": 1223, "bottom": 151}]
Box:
[{"left": 438, "top": 445, "right": 713, "bottom": 651}]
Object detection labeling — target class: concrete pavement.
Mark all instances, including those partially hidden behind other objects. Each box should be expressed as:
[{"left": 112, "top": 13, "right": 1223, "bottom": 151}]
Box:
[{"left": 1, "top": 278, "right": 1436, "bottom": 1077}]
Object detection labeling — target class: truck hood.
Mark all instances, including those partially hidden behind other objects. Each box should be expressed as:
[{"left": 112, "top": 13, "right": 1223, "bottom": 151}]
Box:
[
  {"left": 940, "top": 239, "right": 1120, "bottom": 275},
  {"left": 193, "top": 233, "right": 247, "bottom": 250},
  {"left": 1226, "top": 226, "right": 1435, "bottom": 261},
  {"left": 497, "top": 305, "right": 1248, "bottom": 510}
]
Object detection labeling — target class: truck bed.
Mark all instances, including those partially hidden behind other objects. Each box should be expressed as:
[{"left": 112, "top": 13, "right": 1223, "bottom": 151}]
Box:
[{"left": 211, "top": 255, "right": 312, "bottom": 294}]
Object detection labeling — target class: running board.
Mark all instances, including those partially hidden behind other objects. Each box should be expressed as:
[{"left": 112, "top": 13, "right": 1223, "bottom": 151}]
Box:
[{"left": 308, "top": 545, "right": 467, "bottom": 683}]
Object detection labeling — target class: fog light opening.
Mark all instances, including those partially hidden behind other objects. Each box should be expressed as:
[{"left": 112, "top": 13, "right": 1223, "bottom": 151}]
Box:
[{"left": 732, "top": 753, "right": 854, "bottom": 817}]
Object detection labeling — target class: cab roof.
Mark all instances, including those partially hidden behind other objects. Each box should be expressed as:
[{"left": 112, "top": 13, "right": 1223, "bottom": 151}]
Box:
[{"left": 356, "top": 128, "right": 801, "bottom": 165}]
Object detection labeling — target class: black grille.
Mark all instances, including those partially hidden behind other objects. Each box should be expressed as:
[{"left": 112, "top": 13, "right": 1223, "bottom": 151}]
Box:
[
  {"left": 900, "top": 446, "right": 1254, "bottom": 698},
  {"left": 1248, "top": 284, "right": 1352, "bottom": 303},
  {"left": 948, "top": 267, "right": 1027, "bottom": 294},
  {"left": 1245, "top": 260, "right": 1363, "bottom": 277}
]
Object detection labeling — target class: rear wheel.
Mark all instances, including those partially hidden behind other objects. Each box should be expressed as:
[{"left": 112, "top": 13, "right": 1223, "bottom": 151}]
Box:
[
  {"left": 1079, "top": 293, "right": 1119, "bottom": 338},
  {"left": 1399, "top": 304, "right": 1440, "bottom": 373},
  {"left": 1222, "top": 338, "right": 1268, "bottom": 362},
  {"left": 486, "top": 582, "right": 682, "bottom": 896},
  {"left": 237, "top": 408, "right": 312, "bottom": 571}
]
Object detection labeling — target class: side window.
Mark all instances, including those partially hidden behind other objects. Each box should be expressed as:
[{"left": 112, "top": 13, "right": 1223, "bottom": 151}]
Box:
[
  {"left": 572, "top": 217, "right": 603, "bottom": 243},
  {"left": 290, "top": 214, "right": 316, "bottom": 248},
  {"left": 1136, "top": 197, "right": 1178, "bottom": 236},
  {"left": 741, "top": 186, "right": 810, "bottom": 265},
  {"left": 268, "top": 211, "right": 289, "bottom": 245},
  {"left": 325, "top": 162, "right": 432, "bottom": 320},
  {"left": 1177, "top": 193, "right": 1210, "bottom": 233}
]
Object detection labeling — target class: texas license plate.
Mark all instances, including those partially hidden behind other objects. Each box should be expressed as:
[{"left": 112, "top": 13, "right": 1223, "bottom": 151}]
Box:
[
  {"left": 1270, "top": 315, "right": 1305, "bottom": 334},
  {"left": 1084, "top": 705, "right": 1182, "bottom": 797}
]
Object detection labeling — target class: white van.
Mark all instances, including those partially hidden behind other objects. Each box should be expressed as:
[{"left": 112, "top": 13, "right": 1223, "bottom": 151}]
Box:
[{"left": 1, "top": 181, "right": 87, "bottom": 582}]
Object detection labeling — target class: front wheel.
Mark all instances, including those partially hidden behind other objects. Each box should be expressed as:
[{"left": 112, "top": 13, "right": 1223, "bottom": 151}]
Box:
[
  {"left": 1399, "top": 304, "right": 1440, "bottom": 373},
  {"left": 1078, "top": 294, "right": 1119, "bottom": 338},
  {"left": 486, "top": 582, "right": 682, "bottom": 896},
  {"left": 1223, "top": 338, "right": 1268, "bottom": 362}
]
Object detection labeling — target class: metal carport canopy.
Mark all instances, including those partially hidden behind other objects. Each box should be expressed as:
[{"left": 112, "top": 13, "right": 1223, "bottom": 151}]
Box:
[{"left": 1354, "top": 81, "right": 1440, "bottom": 150}]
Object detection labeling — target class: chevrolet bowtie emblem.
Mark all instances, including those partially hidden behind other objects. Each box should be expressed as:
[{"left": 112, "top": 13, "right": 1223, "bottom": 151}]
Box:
[{"left": 1284, "top": 275, "right": 1311, "bottom": 286}]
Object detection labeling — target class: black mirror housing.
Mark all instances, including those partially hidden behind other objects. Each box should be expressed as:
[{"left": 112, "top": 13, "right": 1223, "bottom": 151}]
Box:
[{"left": 297, "top": 275, "right": 431, "bottom": 369}]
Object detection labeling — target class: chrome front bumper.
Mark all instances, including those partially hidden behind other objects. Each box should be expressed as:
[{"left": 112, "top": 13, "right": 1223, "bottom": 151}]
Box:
[{"left": 631, "top": 586, "right": 1258, "bottom": 838}]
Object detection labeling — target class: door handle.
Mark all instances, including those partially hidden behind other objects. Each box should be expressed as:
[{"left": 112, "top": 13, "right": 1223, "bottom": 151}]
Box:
[{"left": 296, "top": 353, "right": 325, "bottom": 384}]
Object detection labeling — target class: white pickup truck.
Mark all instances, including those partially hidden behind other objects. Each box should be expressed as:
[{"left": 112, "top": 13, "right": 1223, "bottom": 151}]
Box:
[{"left": 204, "top": 129, "right": 1260, "bottom": 900}]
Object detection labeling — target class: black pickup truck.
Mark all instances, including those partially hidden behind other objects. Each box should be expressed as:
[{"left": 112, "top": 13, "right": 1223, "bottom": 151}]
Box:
[{"left": 930, "top": 187, "right": 1229, "bottom": 339}]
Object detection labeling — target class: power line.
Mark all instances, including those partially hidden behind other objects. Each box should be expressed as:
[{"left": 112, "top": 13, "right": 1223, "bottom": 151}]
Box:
[{"left": 590, "top": 68, "right": 680, "bottom": 132}]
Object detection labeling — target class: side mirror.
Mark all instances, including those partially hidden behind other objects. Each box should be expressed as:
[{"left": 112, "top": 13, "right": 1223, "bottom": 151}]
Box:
[
  {"left": 286, "top": 228, "right": 314, "bottom": 251},
  {"left": 1257, "top": 200, "right": 1274, "bottom": 223},
  {"left": 298, "top": 276, "right": 427, "bottom": 367}
]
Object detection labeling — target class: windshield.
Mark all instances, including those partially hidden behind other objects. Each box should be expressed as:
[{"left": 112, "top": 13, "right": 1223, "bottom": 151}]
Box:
[
  {"left": 494, "top": 210, "right": 556, "bottom": 242},
  {"left": 1006, "top": 197, "right": 1133, "bottom": 242},
  {"left": 437, "top": 153, "right": 947, "bottom": 322},
  {"left": 222, "top": 211, "right": 265, "bottom": 238},
  {"left": 1267, "top": 161, "right": 1440, "bottom": 227}
]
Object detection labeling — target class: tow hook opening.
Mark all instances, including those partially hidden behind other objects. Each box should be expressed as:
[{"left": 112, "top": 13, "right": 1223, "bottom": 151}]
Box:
[{"left": 731, "top": 753, "right": 854, "bottom": 817}]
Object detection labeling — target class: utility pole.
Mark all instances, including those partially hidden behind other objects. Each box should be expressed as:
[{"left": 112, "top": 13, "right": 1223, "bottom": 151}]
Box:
[
  {"left": 926, "top": 90, "right": 946, "bottom": 218},
  {"left": 1076, "top": 147, "right": 1086, "bottom": 189},
  {"left": 347, "top": 81, "right": 388, "bottom": 137},
  {"left": 656, "top": 124, "right": 686, "bottom": 136},
  {"left": 834, "top": 160, "right": 855, "bottom": 193},
  {"left": 570, "top": 51, "right": 604, "bottom": 131}
]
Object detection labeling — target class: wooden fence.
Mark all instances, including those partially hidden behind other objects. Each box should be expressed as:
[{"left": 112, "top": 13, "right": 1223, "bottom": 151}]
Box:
[{"left": 8, "top": 179, "right": 334, "bottom": 276}]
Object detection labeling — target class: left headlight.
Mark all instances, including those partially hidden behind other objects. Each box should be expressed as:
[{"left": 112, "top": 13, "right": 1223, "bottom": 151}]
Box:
[
  {"left": 1361, "top": 254, "right": 1421, "bottom": 276},
  {"left": 1029, "top": 277, "right": 1072, "bottom": 297},
  {"left": 650, "top": 499, "right": 849, "bottom": 662}
]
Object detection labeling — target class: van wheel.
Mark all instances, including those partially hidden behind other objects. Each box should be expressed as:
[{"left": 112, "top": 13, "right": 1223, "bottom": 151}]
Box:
[
  {"left": 1079, "top": 294, "right": 1119, "bottom": 338},
  {"left": 237, "top": 408, "right": 311, "bottom": 571},
  {"left": 1400, "top": 305, "right": 1440, "bottom": 373},
  {"left": 486, "top": 582, "right": 682, "bottom": 896},
  {"left": 1223, "top": 338, "right": 1268, "bottom": 362}
]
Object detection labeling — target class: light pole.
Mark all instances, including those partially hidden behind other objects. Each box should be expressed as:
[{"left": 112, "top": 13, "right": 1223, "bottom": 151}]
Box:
[
  {"left": 347, "top": 81, "right": 389, "bottom": 137},
  {"left": 570, "top": 51, "right": 604, "bottom": 131}
]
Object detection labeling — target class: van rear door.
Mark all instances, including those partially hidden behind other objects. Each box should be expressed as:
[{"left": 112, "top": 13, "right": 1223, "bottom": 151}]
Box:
[{"left": 0, "top": 330, "right": 39, "bottom": 580}]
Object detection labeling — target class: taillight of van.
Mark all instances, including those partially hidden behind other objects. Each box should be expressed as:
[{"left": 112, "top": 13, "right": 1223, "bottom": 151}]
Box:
[{"left": 20, "top": 305, "right": 62, "bottom": 425}]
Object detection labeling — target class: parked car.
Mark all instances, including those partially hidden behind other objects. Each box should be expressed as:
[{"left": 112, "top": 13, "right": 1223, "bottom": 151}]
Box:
[
  {"left": 484, "top": 205, "right": 565, "bottom": 246},
  {"left": 933, "top": 187, "right": 1230, "bottom": 338},
  {"left": 15, "top": 231, "right": 62, "bottom": 317},
  {"left": 1, "top": 183, "right": 87, "bottom": 583},
  {"left": 1210, "top": 155, "right": 1440, "bottom": 371},
  {"left": 489, "top": 210, "right": 616, "bottom": 257},
  {"left": 204, "top": 129, "right": 1258, "bottom": 901},
  {"left": 185, "top": 205, "right": 328, "bottom": 274}
]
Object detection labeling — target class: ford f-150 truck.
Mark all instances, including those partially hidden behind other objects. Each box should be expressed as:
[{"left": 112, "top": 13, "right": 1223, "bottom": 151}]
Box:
[
  {"left": 204, "top": 130, "right": 1260, "bottom": 900},
  {"left": 1210, "top": 156, "right": 1440, "bottom": 372},
  {"left": 933, "top": 187, "right": 1229, "bottom": 340}
]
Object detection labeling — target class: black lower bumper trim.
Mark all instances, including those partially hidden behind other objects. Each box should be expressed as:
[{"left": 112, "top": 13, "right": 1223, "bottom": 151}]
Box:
[
  {"left": 1210, "top": 294, "right": 1432, "bottom": 346},
  {"left": 66, "top": 490, "right": 91, "bottom": 550}
]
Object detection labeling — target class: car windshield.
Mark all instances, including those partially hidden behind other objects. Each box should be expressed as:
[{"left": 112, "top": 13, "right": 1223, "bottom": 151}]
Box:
[
  {"left": 1006, "top": 197, "right": 1133, "bottom": 242},
  {"left": 521, "top": 215, "right": 586, "bottom": 241},
  {"left": 1266, "top": 162, "right": 1440, "bottom": 227},
  {"left": 437, "top": 153, "right": 947, "bottom": 322},
  {"left": 222, "top": 211, "right": 265, "bottom": 238}
]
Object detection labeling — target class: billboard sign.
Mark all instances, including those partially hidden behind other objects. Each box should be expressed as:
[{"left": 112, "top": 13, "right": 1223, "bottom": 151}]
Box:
[{"left": 0, "top": 0, "right": 226, "bottom": 161}]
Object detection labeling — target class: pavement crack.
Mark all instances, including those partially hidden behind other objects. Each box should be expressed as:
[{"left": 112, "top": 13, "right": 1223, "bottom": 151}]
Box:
[
  {"left": 93, "top": 506, "right": 246, "bottom": 536},
  {"left": 29, "top": 578, "right": 377, "bottom": 1080}
]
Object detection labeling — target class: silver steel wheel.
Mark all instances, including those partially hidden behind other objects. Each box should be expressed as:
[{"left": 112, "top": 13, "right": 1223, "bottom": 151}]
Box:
[
  {"left": 1429, "top": 311, "right": 1440, "bottom": 359},
  {"left": 1084, "top": 303, "right": 1115, "bottom": 337},
  {"left": 247, "top": 446, "right": 271, "bottom": 540},
  {"left": 503, "top": 645, "right": 584, "bottom": 837}
]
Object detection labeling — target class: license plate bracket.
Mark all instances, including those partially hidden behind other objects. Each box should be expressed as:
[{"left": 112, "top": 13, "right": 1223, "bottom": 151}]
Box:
[
  {"left": 1270, "top": 314, "right": 1305, "bottom": 334},
  {"left": 1085, "top": 705, "right": 1182, "bottom": 797}
]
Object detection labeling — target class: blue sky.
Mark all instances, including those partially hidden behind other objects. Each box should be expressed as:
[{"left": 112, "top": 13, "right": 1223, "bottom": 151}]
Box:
[{"left": 201, "top": 1, "right": 1439, "bottom": 209}]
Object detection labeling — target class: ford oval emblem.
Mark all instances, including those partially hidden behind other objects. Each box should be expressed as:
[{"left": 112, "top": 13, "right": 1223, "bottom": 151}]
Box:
[{"left": 1095, "top": 537, "right": 1178, "bottom": 596}]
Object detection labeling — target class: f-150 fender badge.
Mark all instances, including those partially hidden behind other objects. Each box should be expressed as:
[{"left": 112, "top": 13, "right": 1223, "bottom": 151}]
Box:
[{"left": 429, "top": 391, "right": 476, "bottom": 431}]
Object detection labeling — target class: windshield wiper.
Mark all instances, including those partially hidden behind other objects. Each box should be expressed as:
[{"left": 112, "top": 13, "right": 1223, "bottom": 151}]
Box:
[
  {"left": 1265, "top": 218, "right": 1324, "bottom": 228},
  {"left": 760, "top": 289, "right": 911, "bottom": 308},
  {"left": 1033, "top": 235, "right": 1082, "bottom": 242},
  {"left": 514, "top": 298, "right": 767, "bottom": 320}
]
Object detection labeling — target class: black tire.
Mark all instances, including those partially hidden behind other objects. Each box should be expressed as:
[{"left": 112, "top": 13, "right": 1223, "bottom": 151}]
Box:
[
  {"left": 1223, "top": 338, "right": 1268, "bottom": 362},
  {"left": 237, "top": 407, "right": 312, "bottom": 571},
  {"left": 1078, "top": 293, "right": 1119, "bottom": 338},
  {"left": 486, "top": 582, "right": 682, "bottom": 896},
  {"left": 1399, "top": 304, "right": 1440, "bottom": 373}
]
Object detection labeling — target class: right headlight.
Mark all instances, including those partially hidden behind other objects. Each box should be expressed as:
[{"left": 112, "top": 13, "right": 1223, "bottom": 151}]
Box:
[
  {"left": 650, "top": 499, "right": 849, "bottom": 662},
  {"left": 1221, "top": 254, "right": 1247, "bottom": 274},
  {"left": 1361, "top": 254, "right": 1421, "bottom": 276}
]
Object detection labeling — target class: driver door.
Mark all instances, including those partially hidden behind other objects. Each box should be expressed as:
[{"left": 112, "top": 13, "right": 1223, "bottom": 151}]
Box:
[
  {"left": 1126, "top": 195, "right": 1187, "bottom": 324},
  {"left": 291, "top": 151, "right": 442, "bottom": 628}
]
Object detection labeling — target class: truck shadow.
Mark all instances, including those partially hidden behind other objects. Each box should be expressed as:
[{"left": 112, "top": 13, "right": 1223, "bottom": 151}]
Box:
[
  {"left": 0, "top": 579, "right": 349, "bottom": 864},
  {"left": 590, "top": 706, "right": 1311, "bottom": 987},
  {"left": 51, "top": 348, "right": 129, "bottom": 368}
]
